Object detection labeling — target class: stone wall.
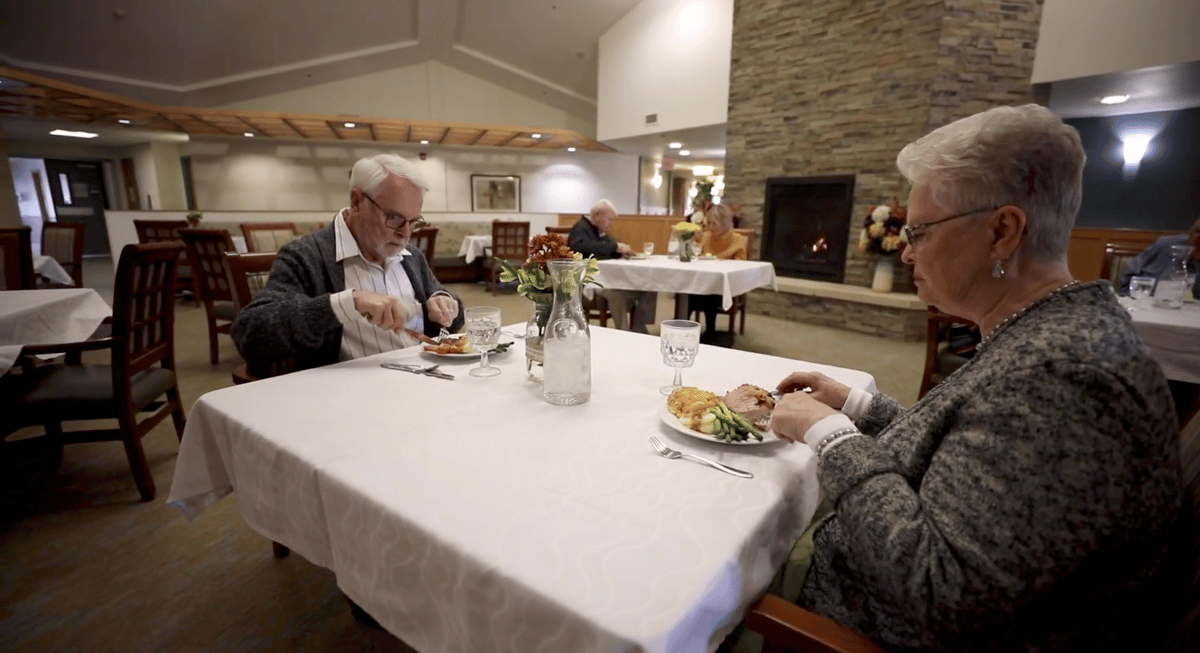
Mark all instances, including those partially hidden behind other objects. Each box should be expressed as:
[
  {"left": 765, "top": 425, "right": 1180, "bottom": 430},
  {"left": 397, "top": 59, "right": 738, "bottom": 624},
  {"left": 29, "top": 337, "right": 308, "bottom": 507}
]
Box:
[
  {"left": 750, "top": 288, "right": 927, "bottom": 341},
  {"left": 725, "top": 0, "right": 1045, "bottom": 311}
]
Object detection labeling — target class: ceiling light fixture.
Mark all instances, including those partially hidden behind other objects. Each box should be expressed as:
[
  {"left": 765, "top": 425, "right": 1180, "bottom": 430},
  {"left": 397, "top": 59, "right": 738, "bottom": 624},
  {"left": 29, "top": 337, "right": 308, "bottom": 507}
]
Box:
[
  {"left": 668, "top": 142, "right": 682, "bottom": 148},
  {"left": 1100, "top": 95, "right": 1131, "bottom": 105},
  {"left": 531, "top": 133, "right": 542, "bottom": 139},
  {"left": 243, "top": 132, "right": 254, "bottom": 137},
  {"left": 50, "top": 129, "right": 98, "bottom": 139},
  {"left": 567, "top": 147, "right": 577, "bottom": 152},
  {"left": 420, "top": 139, "right": 429, "bottom": 144},
  {"left": 344, "top": 122, "right": 356, "bottom": 128},
  {"left": 678, "top": 150, "right": 691, "bottom": 156},
  {"left": 692, "top": 165, "right": 715, "bottom": 176},
  {"left": 118, "top": 119, "right": 131, "bottom": 125}
]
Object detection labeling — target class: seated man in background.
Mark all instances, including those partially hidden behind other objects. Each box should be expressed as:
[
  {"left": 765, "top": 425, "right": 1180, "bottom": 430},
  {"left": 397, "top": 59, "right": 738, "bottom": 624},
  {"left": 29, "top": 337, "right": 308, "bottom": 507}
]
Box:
[
  {"left": 569, "top": 199, "right": 657, "bottom": 333},
  {"left": 232, "top": 153, "right": 464, "bottom": 373},
  {"left": 1117, "top": 215, "right": 1200, "bottom": 296}
]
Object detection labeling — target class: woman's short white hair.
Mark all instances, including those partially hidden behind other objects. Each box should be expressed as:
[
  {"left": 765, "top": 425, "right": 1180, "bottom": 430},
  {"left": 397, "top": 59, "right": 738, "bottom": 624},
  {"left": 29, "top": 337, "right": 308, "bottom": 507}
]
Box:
[
  {"left": 590, "top": 199, "right": 617, "bottom": 219},
  {"left": 896, "top": 104, "right": 1085, "bottom": 261},
  {"left": 706, "top": 204, "right": 735, "bottom": 231},
  {"left": 350, "top": 154, "right": 429, "bottom": 196}
]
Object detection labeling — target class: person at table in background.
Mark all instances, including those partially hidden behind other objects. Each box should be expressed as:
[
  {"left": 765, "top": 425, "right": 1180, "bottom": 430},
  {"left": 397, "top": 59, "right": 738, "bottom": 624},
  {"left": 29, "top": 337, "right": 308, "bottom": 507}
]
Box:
[
  {"left": 569, "top": 199, "right": 657, "bottom": 333},
  {"left": 1116, "top": 214, "right": 1200, "bottom": 298},
  {"left": 768, "top": 105, "right": 1184, "bottom": 651},
  {"left": 687, "top": 203, "right": 746, "bottom": 346},
  {"left": 232, "top": 153, "right": 464, "bottom": 372}
]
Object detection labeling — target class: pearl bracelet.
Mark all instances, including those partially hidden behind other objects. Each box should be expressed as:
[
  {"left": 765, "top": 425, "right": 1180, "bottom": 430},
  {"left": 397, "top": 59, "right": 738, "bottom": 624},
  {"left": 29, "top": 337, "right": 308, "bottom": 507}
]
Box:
[{"left": 815, "top": 427, "right": 860, "bottom": 458}]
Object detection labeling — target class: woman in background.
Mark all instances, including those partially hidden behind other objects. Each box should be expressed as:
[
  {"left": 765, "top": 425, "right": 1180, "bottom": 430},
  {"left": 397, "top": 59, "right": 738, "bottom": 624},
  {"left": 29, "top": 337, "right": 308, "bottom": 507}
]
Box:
[{"left": 689, "top": 203, "right": 746, "bottom": 346}]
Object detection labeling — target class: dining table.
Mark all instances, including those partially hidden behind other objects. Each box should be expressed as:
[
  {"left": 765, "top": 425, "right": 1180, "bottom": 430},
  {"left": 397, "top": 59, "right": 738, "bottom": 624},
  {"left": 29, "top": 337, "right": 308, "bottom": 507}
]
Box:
[
  {"left": 592, "top": 255, "right": 778, "bottom": 318},
  {"left": 457, "top": 234, "right": 494, "bottom": 263},
  {"left": 168, "top": 325, "right": 876, "bottom": 653},
  {"left": 1119, "top": 296, "right": 1200, "bottom": 385},
  {"left": 32, "top": 254, "right": 74, "bottom": 287},
  {"left": 0, "top": 288, "right": 111, "bottom": 375}
]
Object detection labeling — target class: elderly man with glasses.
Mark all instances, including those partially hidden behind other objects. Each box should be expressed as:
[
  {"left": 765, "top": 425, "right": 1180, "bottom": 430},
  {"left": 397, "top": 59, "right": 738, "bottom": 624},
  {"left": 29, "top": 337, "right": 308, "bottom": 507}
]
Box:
[{"left": 233, "top": 154, "right": 463, "bottom": 373}]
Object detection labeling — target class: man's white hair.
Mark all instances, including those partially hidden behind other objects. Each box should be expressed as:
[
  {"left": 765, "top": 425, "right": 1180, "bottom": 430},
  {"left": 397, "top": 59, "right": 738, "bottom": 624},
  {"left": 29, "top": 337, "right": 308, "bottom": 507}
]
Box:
[
  {"left": 589, "top": 199, "right": 617, "bottom": 220},
  {"left": 896, "top": 104, "right": 1085, "bottom": 261},
  {"left": 350, "top": 154, "right": 430, "bottom": 196}
]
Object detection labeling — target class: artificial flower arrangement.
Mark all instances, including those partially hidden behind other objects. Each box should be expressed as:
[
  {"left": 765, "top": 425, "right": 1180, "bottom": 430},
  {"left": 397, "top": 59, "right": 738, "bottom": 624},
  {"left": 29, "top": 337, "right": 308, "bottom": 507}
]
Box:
[
  {"left": 858, "top": 199, "right": 908, "bottom": 256},
  {"left": 497, "top": 233, "right": 600, "bottom": 305},
  {"left": 674, "top": 220, "right": 704, "bottom": 237}
]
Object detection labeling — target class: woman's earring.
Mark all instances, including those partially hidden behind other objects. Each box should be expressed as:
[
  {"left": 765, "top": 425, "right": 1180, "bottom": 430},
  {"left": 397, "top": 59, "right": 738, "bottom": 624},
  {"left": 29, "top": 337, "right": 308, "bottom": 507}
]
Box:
[{"left": 992, "top": 260, "right": 1006, "bottom": 278}]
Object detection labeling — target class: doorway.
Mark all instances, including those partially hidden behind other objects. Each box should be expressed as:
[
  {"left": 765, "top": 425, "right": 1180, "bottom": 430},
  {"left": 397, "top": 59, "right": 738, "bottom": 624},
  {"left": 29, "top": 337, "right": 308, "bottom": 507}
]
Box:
[{"left": 43, "top": 159, "right": 111, "bottom": 256}]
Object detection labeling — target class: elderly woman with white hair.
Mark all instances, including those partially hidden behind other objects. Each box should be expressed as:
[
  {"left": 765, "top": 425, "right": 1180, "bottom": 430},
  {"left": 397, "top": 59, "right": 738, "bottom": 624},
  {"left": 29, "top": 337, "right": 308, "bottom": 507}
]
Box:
[{"left": 768, "top": 105, "right": 1184, "bottom": 651}]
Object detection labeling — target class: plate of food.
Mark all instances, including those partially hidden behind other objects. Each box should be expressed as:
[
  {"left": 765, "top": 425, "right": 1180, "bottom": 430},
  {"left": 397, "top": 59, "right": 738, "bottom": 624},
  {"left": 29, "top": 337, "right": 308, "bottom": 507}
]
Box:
[
  {"left": 697, "top": 253, "right": 718, "bottom": 260},
  {"left": 420, "top": 336, "right": 514, "bottom": 359},
  {"left": 629, "top": 253, "right": 650, "bottom": 260},
  {"left": 661, "top": 385, "right": 781, "bottom": 445}
]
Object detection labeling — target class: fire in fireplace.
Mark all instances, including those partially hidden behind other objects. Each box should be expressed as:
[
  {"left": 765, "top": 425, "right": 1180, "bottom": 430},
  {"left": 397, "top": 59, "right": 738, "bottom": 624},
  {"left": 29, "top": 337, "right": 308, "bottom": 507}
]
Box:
[{"left": 761, "top": 175, "right": 855, "bottom": 283}]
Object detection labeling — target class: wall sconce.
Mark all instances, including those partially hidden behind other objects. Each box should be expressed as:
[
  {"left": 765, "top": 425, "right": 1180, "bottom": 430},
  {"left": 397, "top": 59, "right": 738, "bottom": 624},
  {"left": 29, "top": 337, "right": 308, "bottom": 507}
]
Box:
[{"left": 651, "top": 172, "right": 663, "bottom": 189}]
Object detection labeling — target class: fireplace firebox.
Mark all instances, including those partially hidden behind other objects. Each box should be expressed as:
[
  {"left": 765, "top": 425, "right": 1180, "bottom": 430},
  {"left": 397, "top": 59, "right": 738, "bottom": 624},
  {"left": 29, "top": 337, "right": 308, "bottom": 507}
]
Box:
[{"left": 761, "top": 176, "right": 855, "bottom": 283}]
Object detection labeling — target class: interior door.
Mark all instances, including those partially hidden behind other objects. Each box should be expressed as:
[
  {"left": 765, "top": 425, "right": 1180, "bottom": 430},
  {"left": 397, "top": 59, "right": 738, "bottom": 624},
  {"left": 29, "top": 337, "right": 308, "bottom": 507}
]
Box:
[{"left": 44, "top": 159, "right": 111, "bottom": 256}]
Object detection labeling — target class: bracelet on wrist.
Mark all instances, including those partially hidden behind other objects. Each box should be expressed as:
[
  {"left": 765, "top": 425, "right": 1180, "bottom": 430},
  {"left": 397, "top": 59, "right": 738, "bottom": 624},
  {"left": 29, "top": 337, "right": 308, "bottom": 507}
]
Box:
[{"left": 815, "top": 427, "right": 859, "bottom": 458}]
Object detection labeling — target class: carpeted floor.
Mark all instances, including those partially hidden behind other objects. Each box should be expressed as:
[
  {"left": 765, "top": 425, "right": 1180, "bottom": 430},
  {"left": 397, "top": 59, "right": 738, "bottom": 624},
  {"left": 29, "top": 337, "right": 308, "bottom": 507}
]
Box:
[{"left": 0, "top": 257, "right": 924, "bottom": 652}]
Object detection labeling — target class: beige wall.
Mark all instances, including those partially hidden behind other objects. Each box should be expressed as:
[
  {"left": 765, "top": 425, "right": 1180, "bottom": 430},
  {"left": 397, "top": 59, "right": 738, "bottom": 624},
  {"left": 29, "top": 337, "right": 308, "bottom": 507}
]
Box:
[
  {"left": 219, "top": 60, "right": 596, "bottom": 137},
  {"left": 0, "top": 135, "right": 23, "bottom": 228},
  {"left": 126, "top": 142, "right": 187, "bottom": 210}
]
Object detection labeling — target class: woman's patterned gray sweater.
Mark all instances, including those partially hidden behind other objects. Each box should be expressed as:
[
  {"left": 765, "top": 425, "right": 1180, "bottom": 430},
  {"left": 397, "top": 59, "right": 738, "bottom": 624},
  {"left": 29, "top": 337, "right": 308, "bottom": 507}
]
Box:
[{"left": 800, "top": 281, "right": 1184, "bottom": 651}]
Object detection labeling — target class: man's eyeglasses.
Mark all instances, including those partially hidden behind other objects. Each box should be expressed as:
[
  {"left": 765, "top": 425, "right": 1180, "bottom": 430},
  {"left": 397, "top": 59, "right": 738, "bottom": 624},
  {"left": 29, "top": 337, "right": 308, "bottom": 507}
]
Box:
[
  {"left": 903, "top": 206, "right": 998, "bottom": 249},
  {"left": 362, "top": 193, "right": 427, "bottom": 230}
]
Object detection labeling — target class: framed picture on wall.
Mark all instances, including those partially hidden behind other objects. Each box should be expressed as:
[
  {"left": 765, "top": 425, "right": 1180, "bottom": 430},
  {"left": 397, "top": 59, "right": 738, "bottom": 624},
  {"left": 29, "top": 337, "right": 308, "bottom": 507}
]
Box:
[{"left": 471, "top": 175, "right": 521, "bottom": 212}]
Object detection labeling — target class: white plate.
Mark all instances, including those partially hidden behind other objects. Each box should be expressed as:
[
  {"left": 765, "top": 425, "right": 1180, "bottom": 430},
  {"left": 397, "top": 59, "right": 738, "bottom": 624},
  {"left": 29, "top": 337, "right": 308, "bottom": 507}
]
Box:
[
  {"left": 658, "top": 403, "right": 778, "bottom": 446},
  {"left": 629, "top": 254, "right": 650, "bottom": 260},
  {"left": 697, "top": 254, "right": 718, "bottom": 260},
  {"left": 420, "top": 340, "right": 514, "bottom": 359}
]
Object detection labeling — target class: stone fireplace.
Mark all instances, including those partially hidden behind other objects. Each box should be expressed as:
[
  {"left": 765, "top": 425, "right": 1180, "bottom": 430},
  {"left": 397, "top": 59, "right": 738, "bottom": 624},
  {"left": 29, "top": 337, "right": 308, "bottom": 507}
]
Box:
[
  {"left": 762, "top": 175, "right": 855, "bottom": 283},
  {"left": 723, "top": 0, "right": 1045, "bottom": 340}
]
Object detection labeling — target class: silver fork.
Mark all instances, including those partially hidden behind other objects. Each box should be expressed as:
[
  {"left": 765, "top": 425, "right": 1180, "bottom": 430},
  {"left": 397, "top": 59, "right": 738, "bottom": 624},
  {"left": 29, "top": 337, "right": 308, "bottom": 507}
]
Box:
[
  {"left": 647, "top": 436, "right": 752, "bottom": 478},
  {"left": 438, "top": 327, "right": 452, "bottom": 342}
]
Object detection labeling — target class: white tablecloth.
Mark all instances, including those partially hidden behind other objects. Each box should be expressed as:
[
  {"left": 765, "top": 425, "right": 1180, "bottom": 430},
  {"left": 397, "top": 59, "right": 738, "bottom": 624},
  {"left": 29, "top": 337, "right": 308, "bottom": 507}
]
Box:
[
  {"left": 168, "top": 326, "right": 876, "bottom": 653},
  {"left": 594, "top": 256, "right": 778, "bottom": 311},
  {"left": 1119, "top": 297, "right": 1200, "bottom": 384},
  {"left": 33, "top": 254, "right": 74, "bottom": 286},
  {"left": 0, "top": 288, "right": 111, "bottom": 375},
  {"left": 457, "top": 234, "right": 493, "bottom": 263}
]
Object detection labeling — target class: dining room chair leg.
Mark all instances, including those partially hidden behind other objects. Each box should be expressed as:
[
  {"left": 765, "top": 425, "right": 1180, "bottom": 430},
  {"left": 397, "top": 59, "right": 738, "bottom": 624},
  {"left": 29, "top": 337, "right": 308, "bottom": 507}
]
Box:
[
  {"left": 272, "top": 541, "right": 290, "bottom": 559},
  {"left": 167, "top": 388, "right": 187, "bottom": 441},
  {"left": 205, "top": 314, "right": 219, "bottom": 365},
  {"left": 119, "top": 423, "right": 156, "bottom": 502}
]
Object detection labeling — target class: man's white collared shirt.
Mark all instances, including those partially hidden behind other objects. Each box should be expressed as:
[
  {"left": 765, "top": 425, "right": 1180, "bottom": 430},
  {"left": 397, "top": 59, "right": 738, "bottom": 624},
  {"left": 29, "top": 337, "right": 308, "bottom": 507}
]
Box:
[{"left": 329, "top": 210, "right": 422, "bottom": 361}]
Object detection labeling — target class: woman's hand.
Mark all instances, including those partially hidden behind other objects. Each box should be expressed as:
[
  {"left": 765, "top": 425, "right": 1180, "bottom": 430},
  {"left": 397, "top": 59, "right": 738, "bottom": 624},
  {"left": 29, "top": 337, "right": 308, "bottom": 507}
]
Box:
[
  {"left": 776, "top": 371, "right": 851, "bottom": 409},
  {"left": 769, "top": 391, "right": 839, "bottom": 442}
]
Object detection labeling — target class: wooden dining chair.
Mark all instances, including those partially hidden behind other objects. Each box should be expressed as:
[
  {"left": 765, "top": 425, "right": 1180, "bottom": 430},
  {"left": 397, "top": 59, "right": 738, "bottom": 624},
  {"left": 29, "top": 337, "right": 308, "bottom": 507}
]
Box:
[
  {"left": 485, "top": 220, "right": 530, "bottom": 295},
  {"left": 40, "top": 222, "right": 87, "bottom": 288},
  {"left": 4, "top": 242, "right": 187, "bottom": 501},
  {"left": 689, "top": 228, "right": 757, "bottom": 334},
  {"left": 918, "top": 309, "right": 979, "bottom": 399},
  {"left": 0, "top": 226, "right": 35, "bottom": 290},
  {"left": 133, "top": 219, "right": 199, "bottom": 302},
  {"left": 240, "top": 222, "right": 299, "bottom": 253},
  {"left": 411, "top": 225, "right": 439, "bottom": 262},
  {"left": 179, "top": 229, "right": 237, "bottom": 364},
  {"left": 1099, "top": 241, "right": 1146, "bottom": 289}
]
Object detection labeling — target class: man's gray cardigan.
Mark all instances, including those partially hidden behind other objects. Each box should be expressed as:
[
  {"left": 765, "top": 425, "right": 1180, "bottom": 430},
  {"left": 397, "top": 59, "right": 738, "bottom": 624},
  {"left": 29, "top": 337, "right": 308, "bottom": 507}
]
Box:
[
  {"left": 800, "top": 281, "right": 1185, "bottom": 652},
  {"left": 231, "top": 224, "right": 464, "bottom": 372}
]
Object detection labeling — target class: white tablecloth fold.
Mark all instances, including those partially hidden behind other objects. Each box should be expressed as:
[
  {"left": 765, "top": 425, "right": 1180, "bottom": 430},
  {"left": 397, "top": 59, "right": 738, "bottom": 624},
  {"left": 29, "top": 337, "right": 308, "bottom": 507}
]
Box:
[{"left": 0, "top": 288, "right": 111, "bottom": 375}]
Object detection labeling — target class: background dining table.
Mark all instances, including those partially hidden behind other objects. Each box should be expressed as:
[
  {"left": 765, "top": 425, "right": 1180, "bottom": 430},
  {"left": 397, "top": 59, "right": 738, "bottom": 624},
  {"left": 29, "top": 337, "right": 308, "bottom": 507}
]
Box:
[
  {"left": 593, "top": 255, "right": 778, "bottom": 318},
  {"left": 1119, "top": 295, "right": 1200, "bottom": 384},
  {"left": 32, "top": 254, "right": 74, "bottom": 287},
  {"left": 0, "top": 288, "right": 111, "bottom": 375},
  {"left": 168, "top": 325, "right": 875, "bottom": 653}
]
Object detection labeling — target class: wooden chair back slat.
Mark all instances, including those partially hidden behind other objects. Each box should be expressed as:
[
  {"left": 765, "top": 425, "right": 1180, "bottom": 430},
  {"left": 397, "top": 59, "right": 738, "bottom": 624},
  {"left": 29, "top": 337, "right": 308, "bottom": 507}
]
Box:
[
  {"left": 0, "top": 226, "right": 35, "bottom": 290},
  {"left": 240, "top": 222, "right": 299, "bottom": 253},
  {"left": 41, "top": 222, "right": 87, "bottom": 287},
  {"left": 411, "top": 226, "right": 439, "bottom": 262},
  {"left": 225, "top": 252, "right": 278, "bottom": 311},
  {"left": 179, "top": 229, "right": 236, "bottom": 304},
  {"left": 111, "top": 243, "right": 182, "bottom": 380}
]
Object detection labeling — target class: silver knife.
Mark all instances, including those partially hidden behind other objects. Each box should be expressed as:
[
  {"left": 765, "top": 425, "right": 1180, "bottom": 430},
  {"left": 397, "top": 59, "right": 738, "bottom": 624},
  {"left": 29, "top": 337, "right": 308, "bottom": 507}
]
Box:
[{"left": 380, "top": 363, "right": 455, "bottom": 380}]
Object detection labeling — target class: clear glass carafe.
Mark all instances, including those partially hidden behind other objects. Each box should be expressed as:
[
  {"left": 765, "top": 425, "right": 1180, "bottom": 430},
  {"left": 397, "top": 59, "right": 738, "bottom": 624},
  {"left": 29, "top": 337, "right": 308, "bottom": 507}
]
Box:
[
  {"left": 542, "top": 259, "right": 591, "bottom": 405},
  {"left": 1152, "top": 244, "right": 1194, "bottom": 309}
]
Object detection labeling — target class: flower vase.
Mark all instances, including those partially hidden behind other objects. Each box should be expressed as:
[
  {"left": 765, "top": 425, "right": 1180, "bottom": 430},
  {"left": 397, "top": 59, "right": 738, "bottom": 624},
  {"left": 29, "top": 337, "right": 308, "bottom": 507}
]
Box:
[
  {"left": 871, "top": 257, "right": 895, "bottom": 293},
  {"left": 542, "top": 259, "right": 591, "bottom": 405},
  {"left": 524, "top": 292, "right": 553, "bottom": 380},
  {"left": 679, "top": 235, "right": 694, "bottom": 262}
]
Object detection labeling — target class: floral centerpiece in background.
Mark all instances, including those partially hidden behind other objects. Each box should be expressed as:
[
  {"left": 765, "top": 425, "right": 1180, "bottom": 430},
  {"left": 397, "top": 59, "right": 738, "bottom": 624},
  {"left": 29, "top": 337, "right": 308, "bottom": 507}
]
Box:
[
  {"left": 498, "top": 234, "right": 599, "bottom": 375},
  {"left": 858, "top": 199, "right": 908, "bottom": 292},
  {"left": 673, "top": 220, "right": 703, "bottom": 262}
]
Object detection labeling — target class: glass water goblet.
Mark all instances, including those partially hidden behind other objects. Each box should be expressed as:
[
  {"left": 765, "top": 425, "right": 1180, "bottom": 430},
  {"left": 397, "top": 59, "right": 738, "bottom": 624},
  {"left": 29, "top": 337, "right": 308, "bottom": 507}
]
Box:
[
  {"left": 466, "top": 306, "right": 502, "bottom": 377},
  {"left": 642, "top": 242, "right": 655, "bottom": 257},
  {"left": 659, "top": 319, "right": 701, "bottom": 395},
  {"left": 1128, "top": 275, "right": 1155, "bottom": 311}
]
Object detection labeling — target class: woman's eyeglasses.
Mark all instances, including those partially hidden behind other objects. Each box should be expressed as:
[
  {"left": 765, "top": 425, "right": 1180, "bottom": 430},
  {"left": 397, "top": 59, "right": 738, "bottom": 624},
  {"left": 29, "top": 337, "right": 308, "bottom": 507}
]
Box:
[
  {"left": 903, "top": 206, "right": 998, "bottom": 248},
  {"left": 362, "top": 193, "right": 427, "bottom": 230}
]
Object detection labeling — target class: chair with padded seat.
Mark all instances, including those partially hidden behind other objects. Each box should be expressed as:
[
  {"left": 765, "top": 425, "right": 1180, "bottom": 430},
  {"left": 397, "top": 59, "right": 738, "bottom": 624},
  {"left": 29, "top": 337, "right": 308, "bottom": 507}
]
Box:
[
  {"left": 133, "top": 219, "right": 199, "bottom": 301},
  {"left": 1099, "top": 241, "right": 1146, "bottom": 290},
  {"left": 40, "top": 221, "right": 87, "bottom": 288},
  {"left": 179, "top": 229, "right": 237, "bottom": 365},
  {"left": 0, "top": 226, "right": 35, "bottom": 290},
  {"left": 918, "top": 309, "right": 978, "bottom": 399},
  {"left": 240, "top": 222, "right": 299, "bottom": 253},
  {"left": 411, "top": 225, "right": 439, "bottom": 263},
  {"left": 483, "top": 220, "right": 530, "bottom": 296},
  {"left": 2, "top": 242, "right": 187, "bottom": 501},
  {"left": 688, "top": 228, "right": 757, "bottom": 334}
]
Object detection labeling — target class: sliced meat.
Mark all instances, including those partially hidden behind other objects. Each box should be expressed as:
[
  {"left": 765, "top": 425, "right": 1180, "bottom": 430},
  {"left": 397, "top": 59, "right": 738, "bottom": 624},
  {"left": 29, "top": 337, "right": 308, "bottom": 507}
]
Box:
[{"left": 723, "top": 384, "right": 775, "bottom": 429}]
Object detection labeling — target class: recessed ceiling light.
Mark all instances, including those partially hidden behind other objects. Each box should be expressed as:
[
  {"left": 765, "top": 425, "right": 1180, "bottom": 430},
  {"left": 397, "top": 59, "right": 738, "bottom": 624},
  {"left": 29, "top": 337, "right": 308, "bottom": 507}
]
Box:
[
  {"left": 118, "top": 119, "right": 131, "bottom": 125},
  {"left": 344, "top": 122, "right": 356, "bottom": 128},
  {"left": 678, "top": 150, "right": 691, "bottom": 156},
  {"left": 50, "top": 129, "right": 98, "bottom": 139},
  {"left": 668, "top": 142, "right": 682, "bottom": 149},
  {"left": 692, "top": 165, "right": 715, "bottom": 176},
  {"left": 1100, "top": 95, "right": 1131, "bottom": 104},
  {"left": 567, "top": 147, "right": 576, "bottom": 152},
  {"left": 531, "top": 133, "right": 542, "bottom": 139},
  {"left": 243, "top": 132, "right": 254, "bottom": 137},
  {"left": 420, "top": 139, "right": 429, "bottom": 144}
]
